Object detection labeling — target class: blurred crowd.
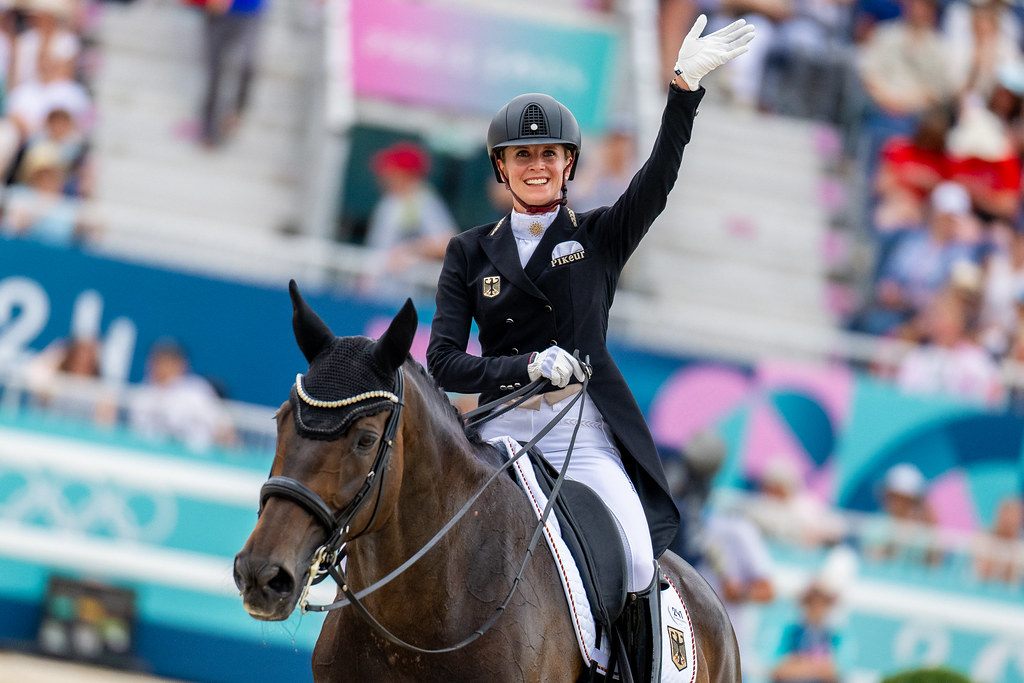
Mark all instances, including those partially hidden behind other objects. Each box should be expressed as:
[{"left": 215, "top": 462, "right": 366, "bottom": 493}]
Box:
[
  {"left": 23, "top": 333, "right": 237, "bottom": 452},
  {"left": 0, "top": 0, "right": 96, "bottom": 246},
  {"left": 663, "top": 430, "right": 1024, "bottom": 681}
]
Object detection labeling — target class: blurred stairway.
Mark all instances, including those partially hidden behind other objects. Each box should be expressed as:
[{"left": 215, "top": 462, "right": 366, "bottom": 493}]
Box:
[
  {"left": 614, "top": 94, "right": 848, "bottom": 362},
  {"left": 88, "top": 0, "right": 324, "bottom": 282}
]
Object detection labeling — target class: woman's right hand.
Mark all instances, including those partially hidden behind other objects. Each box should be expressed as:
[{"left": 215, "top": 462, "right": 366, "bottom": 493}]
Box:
[{"left": 527, "top": 347, "right": 584, "bottom": 388}]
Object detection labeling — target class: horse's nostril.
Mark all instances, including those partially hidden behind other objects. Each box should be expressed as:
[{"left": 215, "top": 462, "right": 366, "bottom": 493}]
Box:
[{"left": 266, "top": 567, "right": 295, "bottom": 596}]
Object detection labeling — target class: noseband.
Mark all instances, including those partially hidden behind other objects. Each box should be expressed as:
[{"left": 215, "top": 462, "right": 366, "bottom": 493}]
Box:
[{"left": 258, "top": 367, "right": 405, "bottom": 571}]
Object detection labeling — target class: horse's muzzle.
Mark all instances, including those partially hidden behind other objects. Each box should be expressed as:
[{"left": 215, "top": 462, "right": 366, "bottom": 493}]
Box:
[{"left": 233, "top": 552, "right": 299, "bottom": 621}]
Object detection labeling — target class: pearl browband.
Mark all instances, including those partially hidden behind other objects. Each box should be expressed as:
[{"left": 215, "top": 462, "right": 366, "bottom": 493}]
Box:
[{"left": 295, "top": 373, "right": 400, "bottom": 409}]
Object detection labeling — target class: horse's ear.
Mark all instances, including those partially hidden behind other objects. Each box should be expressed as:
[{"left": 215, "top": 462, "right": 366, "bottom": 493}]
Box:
[
  {"left": 289, "top": 279, "right": 334, "bottom": 363},
  {"left": 372, "top": 298, "right": 417, "bottom": 374}
]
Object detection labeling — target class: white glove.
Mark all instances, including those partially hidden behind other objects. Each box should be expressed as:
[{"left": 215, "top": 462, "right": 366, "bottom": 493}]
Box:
[
  {"left": 674, "top": 15, "right": 756, "bottom": 91},
  {"left": 527, "top": 347, "right": 584, "bottom": 388}
]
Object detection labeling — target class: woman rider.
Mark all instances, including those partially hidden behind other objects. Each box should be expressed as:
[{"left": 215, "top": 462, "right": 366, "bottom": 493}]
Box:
[{"left": 427, "top": 16, "right": 754, "bottom": 681}]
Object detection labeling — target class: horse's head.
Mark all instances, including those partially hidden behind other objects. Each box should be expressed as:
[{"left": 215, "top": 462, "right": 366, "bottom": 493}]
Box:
[{"left": 234, "top": 281, "right": 417, "bottom": 620}]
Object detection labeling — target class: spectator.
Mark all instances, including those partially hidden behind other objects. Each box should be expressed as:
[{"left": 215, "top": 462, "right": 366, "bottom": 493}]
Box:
[
  {"left": 861, "top": 463, "right": 943, "bottom": 565},
  {"left": 0, "top": 2, "right": 15, "bottom": 91},
  {"left": 989, "top": 62, "right": 1024, "bottom": 156},
  {"left": 18, "top": 106, "right": 88, "bottom": 195},
  {"left": 872, "top": 104, "right": 954, "bottom": 232},
  {"left": 5, "top": 50, "right": 90, "bottom": 140},
  {"left": 747, "top": 459, "right": 846, "bottom": 547},
  {"left": 946, "top": 94, "right": 1023, "bottom": 224},
  {"left": 897, "top": 288, "right": 1002, "bottom": 404},
  {"left": 361, "top": 141, "right": 456, "bottom": 294},
  {"left": 857, "top": 181, "right": 979, "bottom": 335},
  {"left": 24, "top": 335, "right": 116, "bottom": 424},
  {"left": 13, "top": 0, "right": 80, "bottom": 88},
  {"left": 129, "top": 339, "right": 234, "bottom": 452},
  {"left": 0, "top": 140, "right": 85, "bottom": 244},
  {"left": 571, "top": 127, "right": 638, "bottom": 212},
  {"left": 714, "top": 0, "right": 794, "bottom": 109},
  {"left": 945, "top": 0, "right": 1022, "bottom": 101},
  {"left": 977, "top": 221, "right": 1023, "bottom": 355},
  {"left": 770, "top": 578, "right": 842, "bottom": 683},
  {"left": 197, "top": 0, "right": 265, "bottom": 147},
  {"left": 667, "top": 428, "right": 729, "bottom": 566},
  {"left": 659, "top": 0, "right": 701, "bottom": 76},
  {"left": 855, "top": 0, "right": 953, "bottom": 172},
  {"left": 699, "top": 502, "right": 776, "bottom": 667},
  {"left": 972, "top": 496, "right": 1024, "bottom": 584},
  {"left": 759, "top": 0, "right": 856, "bottom": 121}
]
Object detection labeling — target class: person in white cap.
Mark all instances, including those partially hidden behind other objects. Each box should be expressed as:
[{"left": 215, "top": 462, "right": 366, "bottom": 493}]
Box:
[
  {"left": 770, "top": 575, "right": 843, "bottom": 683},
  {"left": 862, "top": 463, "right": 943, "bottom": 565},
  {"left": 858, "top": 181, "right": 979, "bottom": 335},
  {"left": 747, "top": 458, "right": 846, "bottom": 547}
]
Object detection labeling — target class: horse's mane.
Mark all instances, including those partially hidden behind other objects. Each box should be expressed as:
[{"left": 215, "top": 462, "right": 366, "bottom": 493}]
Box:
[{"left": 406, "top": 356, "right": 487, "bottom": 448}]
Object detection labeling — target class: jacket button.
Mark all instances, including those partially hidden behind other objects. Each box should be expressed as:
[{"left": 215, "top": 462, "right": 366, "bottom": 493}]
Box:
[
  {"left": 511, "top": 347, "right": 519, "bottom": 354},
  {"left": 550, "top": 339, "right": 557, "bottom": 346},
  {"left": 514, "top": 382, "right": 521, "bottom": 388},
  {"left": 544, "top": 305, "right": 552, "bottom": 312},
  {"left": 505, "top": 318, "right": 514, "bottom": 324}
]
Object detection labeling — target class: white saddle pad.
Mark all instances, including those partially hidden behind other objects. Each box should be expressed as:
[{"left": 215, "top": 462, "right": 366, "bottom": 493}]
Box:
[{"left": 490, "top": 436, "right": 698, "bottom": 682}]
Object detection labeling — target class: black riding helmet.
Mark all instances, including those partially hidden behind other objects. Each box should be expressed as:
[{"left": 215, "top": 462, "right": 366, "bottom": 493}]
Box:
[{"left": 487, "top": 93, "right": 582, "bottom": 184}]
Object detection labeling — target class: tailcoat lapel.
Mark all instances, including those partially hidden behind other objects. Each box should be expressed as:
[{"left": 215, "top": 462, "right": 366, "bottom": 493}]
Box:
[{"left": 479, "top": 215, "right": 547, "bottom": 301}]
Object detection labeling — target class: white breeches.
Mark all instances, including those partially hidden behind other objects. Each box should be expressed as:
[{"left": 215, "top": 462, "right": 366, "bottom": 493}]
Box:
[{"left": 478, "top": 391, "right": 656, "bottom": 591}]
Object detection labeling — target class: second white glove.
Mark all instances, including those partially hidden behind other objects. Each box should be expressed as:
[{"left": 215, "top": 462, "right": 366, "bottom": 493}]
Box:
[
  {"left": 674, "top": 14, "right": 756, "bottom": 90},
  {"left": 527, "top": 346, "right": 584, "bottom": 388}
]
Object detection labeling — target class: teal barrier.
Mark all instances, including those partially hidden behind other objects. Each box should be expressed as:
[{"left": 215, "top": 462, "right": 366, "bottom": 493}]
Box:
[{"left": 0, "top": 409, "right": 322, "bottom": 681}]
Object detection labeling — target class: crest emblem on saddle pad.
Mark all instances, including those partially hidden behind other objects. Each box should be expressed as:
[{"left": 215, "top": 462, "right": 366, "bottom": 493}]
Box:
[
  {"left": 483, "top": 276, "right": 501, "bottom": 298},
  {"left": 668, "top": 627, "right": 688, "bottom": 671}
]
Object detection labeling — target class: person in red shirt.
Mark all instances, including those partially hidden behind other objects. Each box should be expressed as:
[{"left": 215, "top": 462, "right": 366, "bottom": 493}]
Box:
[
  {"left": 874, "top": 105, "right": 955, "bottom": 230},
  {"left": 947, "top": 96, "right": 1023, "bottom": 224}
]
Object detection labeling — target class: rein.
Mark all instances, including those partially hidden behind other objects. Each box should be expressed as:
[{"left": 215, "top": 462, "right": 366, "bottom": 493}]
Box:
[{"left": 264, "top": 355, "right": 592, "bottom": 655}]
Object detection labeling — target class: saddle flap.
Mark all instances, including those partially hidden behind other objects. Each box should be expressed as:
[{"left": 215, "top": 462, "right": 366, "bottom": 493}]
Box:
[{"left": 528, "top": 449, "right": 628, "bottom": 627}]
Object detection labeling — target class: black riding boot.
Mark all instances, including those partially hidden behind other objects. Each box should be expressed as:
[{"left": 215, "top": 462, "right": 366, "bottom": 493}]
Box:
[{"left": 614, "top": 568, "right": 662, "bottom": 683}]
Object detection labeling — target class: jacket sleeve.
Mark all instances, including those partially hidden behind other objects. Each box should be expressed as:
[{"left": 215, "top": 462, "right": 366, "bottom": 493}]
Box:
[
  {"left": 427, "top": 236, "right": 533, "bottom": 394},
  {"left": 588, "top": 85, "right": 704, "bottom": 271}
]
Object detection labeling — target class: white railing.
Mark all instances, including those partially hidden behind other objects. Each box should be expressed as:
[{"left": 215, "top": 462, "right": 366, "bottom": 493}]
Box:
[
  {"left": 712, "top": 488, "right": 1024, "bottom": 601},
  {"left": 0, "top": 363, "right": 278, "bottom": 456}
]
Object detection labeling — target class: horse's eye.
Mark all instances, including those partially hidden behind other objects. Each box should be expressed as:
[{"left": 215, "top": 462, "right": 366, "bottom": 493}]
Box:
[{"left": 356, "top": 433, "right": 378, "bottom": 450}]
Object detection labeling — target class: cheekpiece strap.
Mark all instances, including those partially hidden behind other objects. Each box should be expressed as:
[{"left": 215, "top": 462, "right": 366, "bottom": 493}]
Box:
[{"left": 295, "top": 373, "right": 400, "bottom": 409}]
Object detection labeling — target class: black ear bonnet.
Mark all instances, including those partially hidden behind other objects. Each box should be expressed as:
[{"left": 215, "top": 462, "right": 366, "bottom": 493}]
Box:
[
  {"left": 289, "top": 336, "right": 399, "bottom": 441},
  {"left": 286, "top": 280, "right": 415, "bottom": 441}
]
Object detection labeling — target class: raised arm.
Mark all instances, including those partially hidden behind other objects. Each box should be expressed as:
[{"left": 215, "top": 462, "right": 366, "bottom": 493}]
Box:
[{"left": 590, "top": 16, "right": 754, "bottom": 268}]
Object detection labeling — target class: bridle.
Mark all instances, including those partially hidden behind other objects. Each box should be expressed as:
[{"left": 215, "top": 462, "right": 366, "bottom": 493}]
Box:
[
  {"left": 256, "top": 357, "right": 591, "bottom": 655},
  {"left": 258, "top": 367, "right": 405, "bottom": 590}
]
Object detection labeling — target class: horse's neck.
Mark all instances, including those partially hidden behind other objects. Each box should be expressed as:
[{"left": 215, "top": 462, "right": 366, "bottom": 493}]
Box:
[{"left": 347, "top": 386, "right": 512, "bottom": 614}]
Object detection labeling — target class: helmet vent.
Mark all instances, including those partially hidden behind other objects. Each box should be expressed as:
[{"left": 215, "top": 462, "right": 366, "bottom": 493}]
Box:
[{"left": 521, "top": 104, "right": 548, "bottom": 137}]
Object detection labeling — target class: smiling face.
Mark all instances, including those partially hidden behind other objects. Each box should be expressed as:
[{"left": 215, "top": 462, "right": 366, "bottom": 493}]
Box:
[{"left": 495, "top": 144, "right": 574, "bottom": 211}]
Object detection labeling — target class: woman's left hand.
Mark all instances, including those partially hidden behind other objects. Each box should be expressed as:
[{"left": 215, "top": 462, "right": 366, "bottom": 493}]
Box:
[{"left": 674, "top": 15, "right": 756, "bottom": 90}]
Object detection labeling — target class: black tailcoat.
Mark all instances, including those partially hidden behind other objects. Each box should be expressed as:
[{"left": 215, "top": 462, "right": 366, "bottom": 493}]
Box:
[{"left": 427, "top": 86, "right": 703, "bottom": 557}]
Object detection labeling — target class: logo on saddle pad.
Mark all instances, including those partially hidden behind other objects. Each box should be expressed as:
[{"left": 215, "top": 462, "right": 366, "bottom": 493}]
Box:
[
  {"left": 483, "top": 276, "right": 500, "bottom": 298},
  {"left": 667, "top": 627, "right": 688, "bottom": 671}
]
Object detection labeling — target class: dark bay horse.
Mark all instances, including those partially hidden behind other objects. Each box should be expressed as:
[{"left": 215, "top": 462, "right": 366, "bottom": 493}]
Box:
[{"left": 234, "top": 282, "right": 740, "bottom": 683}]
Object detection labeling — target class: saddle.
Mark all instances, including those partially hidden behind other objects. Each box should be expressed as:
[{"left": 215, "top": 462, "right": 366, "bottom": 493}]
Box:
[{"left": 524, "top": 445, "right": 628, "bottom": 631}]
